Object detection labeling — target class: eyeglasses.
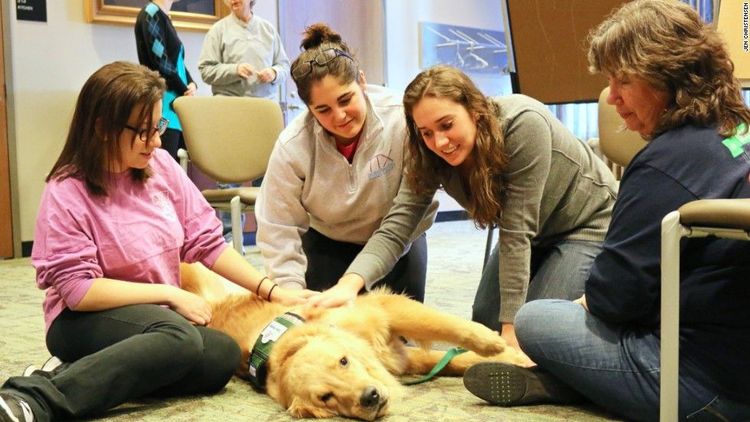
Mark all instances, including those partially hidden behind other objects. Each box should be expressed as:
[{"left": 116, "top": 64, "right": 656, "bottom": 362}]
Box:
[
  {"left": 124, "top": 117, "right": 169, "bottom": 142},
  {"left": 291, "top": 48, "right": 354, "bottom": 80}
]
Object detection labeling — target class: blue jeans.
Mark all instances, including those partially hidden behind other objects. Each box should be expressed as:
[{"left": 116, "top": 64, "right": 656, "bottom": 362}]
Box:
[
  {"left": 515, "top": 300, "right": 750, "bottom": 421},
  {"left": 472, "top": 239, "right": 602, "bottom": 331}
]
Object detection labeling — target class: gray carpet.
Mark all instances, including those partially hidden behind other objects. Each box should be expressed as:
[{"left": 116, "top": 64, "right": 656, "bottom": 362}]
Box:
[{"left": 0, "top": 220, "right": 621, "bottom": 421}]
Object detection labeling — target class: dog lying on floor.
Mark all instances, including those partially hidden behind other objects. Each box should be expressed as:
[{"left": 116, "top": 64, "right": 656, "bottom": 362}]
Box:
[{"left": 180, "top": 263, "right": 526, "bottom": 420}]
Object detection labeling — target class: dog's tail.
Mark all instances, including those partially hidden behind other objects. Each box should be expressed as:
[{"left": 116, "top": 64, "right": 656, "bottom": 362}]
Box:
[{"left": 179, "top": 262, "right": 233, "bottom": 304}]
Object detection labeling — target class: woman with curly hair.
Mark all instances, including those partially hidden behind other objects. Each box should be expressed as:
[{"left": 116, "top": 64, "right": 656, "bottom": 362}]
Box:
[
  {"left": 335, "top": 64, "right": 617, "bottom": 366},
  {"left": 463, "top": 1, "right": 750, "bottom": 420}
]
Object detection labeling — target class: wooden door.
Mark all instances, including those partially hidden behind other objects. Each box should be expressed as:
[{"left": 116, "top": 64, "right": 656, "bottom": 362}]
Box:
[{"left": 0, "top": 4, "right": 13, "bottom": 258}]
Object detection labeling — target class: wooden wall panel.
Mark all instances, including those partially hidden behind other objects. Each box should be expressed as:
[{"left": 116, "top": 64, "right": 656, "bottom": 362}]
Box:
[
  {"left": 505, "top": 0, "right": 628, "bottom": 104},
  {"left": 0, "top": 3, "right": 13, "bottom": 258}
]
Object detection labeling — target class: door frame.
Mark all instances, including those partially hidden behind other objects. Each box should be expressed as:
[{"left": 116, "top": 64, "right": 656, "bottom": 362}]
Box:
[
  {"left": 1, "top": 1, "right": 20, "bottom": 259},
  {"left": 276, "top": 0, "right": 386, "bottom": 125}
]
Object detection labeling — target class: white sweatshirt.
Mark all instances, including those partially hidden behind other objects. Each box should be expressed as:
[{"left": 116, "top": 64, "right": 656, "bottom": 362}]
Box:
[
  {"left": 198, "top": 13, "right": 289, "bottom": 100},
  {"left": 256, "top": 85, "right": 437, "bottom": 289}
]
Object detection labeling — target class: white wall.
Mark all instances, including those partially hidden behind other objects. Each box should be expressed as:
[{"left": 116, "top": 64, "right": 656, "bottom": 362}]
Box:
[
  {"left": 6, "top": 1, "right": 277, "bottom": 244},
  {"left": 7, "top": 0, "right": 505, "bottom": 245},
  {"left": 384, "top": 0, "right": 507, "bottom": 94}
]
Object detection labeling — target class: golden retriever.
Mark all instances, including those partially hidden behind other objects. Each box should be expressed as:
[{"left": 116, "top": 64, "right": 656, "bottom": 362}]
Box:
[{"left": 180, "top": 263, "right": 525, "bottom": 420}]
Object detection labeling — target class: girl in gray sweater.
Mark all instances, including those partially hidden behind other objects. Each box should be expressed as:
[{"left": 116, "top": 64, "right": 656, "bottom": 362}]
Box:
[{"left": 316, "top": 66, "right": 617, "bottom": 365}]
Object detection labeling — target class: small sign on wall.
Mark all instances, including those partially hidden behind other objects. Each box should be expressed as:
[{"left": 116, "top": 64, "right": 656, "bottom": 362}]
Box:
[{"left": 16, "top": 0, "right": 47, "bottom": 22}]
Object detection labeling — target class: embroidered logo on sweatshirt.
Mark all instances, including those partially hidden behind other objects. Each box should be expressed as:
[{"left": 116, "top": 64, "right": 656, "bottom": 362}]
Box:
[
  {"left": 723, "top": 124, "right": 750, "bottom": 160},
  {"left": 152, "top": 192, "right": 177, "bottom": 221},
  {"left": 368, "top": 154, "right": 395, "bottom": 180}
]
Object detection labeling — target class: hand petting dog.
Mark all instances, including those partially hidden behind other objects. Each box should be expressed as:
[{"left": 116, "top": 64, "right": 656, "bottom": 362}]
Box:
[{"left": 306, "top": 274, "right": 364, "bottom": 308}]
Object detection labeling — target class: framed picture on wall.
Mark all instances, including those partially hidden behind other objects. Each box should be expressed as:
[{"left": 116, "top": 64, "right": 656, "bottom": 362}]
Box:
[
  {"left": 419, "top": 22, "right": 508, "bottom": 75},
  {"left": 84, "top": 0, "right": 230, "bottom": 32}
]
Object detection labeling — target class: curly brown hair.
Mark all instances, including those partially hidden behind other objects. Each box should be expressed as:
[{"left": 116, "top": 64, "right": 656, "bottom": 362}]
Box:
[
  {"left": 588, "top": 0, "right": 750, "bottom": 138},
  {"left": 403, "top": 65, "right": 508, "bottom": 229},
  {"left": 290, "top": 23, "right": 360, "bottom": 105},
  {"left": 47, "top": 61, "right": 165, "bottom": 196}
]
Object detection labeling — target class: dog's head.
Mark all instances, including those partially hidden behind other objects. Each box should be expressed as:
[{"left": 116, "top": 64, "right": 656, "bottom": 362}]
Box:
[{"left": 265, "top": 323, "right": 403, "bottom": 420}]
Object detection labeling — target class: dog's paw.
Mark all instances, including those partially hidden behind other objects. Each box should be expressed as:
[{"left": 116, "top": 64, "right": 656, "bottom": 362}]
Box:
[
  {"left": 487, "top": 345, "right": 530, "bottom": 366},
  {"left": 466, "top": 328, "right": 506, "bottom": 356}
]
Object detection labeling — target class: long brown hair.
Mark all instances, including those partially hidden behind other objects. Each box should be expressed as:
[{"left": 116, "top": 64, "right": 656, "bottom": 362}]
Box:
[
  {"left": 403, "top": 65, "right": 508, "bottom": 229},
  {"left": 290, "top": 23, "right": 360, "bottom": 105},
  {"left": 47, "top": 61, "right": 165, "bottom": 196},
  {"left": 588, "top": 0, "right": 750, "bottom": 137}
]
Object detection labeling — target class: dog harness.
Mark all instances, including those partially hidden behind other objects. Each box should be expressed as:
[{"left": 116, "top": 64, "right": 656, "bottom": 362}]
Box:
[{"left": 248, "top": 312, "right": 305, "bottom": 390}]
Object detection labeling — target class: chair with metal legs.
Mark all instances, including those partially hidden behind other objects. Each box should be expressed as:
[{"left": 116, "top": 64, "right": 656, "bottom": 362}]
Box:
[
  {"left": 482, "top": 225, "right": 496, "bottom": 271},
  {"left": 174, "top": 96, "right": 283, "bottom": 254},
  {"left": 659, "top": 198, "right": 750, "bottom": 421}
]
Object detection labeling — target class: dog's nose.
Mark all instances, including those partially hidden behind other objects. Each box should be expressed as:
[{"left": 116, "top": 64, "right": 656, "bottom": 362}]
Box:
[{"left": 359, "top": 386, "right": 381, "bottom": 408}]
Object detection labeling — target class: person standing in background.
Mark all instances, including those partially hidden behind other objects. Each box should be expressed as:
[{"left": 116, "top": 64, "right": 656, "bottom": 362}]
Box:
[
  {"left": 197, "top": 0, "right": 290, "bottom": 248},
  {"left": 198, "top": 0, "right": 289, "bottom": 101},
  {"left": 135, "top": 0, "right": 197, "bottom": 162}
]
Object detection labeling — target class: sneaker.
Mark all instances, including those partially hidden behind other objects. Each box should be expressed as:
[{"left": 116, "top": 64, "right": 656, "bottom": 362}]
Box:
[
  {"left": 463, "top": 362, "right": 584, "bottom": 406},
  {"left": 0, "top": 392, "right": 34, "bottom": 422},
  {"left": 22, "top": 356, "right": 64, "bottom": 379}
]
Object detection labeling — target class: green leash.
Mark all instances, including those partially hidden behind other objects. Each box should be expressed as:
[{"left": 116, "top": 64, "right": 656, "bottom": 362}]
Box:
[{"left": 402, "top": 347, "right": 468, "bottom": 385}]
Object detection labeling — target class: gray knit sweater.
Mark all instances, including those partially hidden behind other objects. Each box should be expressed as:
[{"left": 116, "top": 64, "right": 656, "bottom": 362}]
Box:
[{"left": 349, "top": 94, "right": 617, "bottom": 322}]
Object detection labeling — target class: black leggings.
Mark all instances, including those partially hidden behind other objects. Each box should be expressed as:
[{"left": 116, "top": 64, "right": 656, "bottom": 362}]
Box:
[
  {"left": 301, "top": 228, "right": 427, "bottom": 302},
  {"left": 3, "top": 304, "right": 240, "bottom": 421}
]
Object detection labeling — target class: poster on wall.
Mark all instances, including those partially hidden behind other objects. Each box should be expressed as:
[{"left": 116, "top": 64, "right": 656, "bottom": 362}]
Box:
[
  {"left": 101, "top": 0, "right": 216, "bottom": 15},
  {"left": 85, "top": 0, "right": 227, "bottom": 31},
  {"left": 16, "top": 0, "right": 47, "bottom": 22},
  {"left": 419, "top": 22, "right": 508, "bottom": 75}
]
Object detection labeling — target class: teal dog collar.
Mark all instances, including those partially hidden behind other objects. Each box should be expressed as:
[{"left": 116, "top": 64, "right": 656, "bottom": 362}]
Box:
[{"left": 248, "top": 312, "right": 305, "bottom": 390}]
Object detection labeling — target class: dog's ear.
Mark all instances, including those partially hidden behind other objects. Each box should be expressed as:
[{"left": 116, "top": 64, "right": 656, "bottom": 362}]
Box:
[
  {"left": 287, "top": 397, "right": 335, "bottom": 419},
  {"left": 266, "top": 329, "right": 317, "bottom": 403},
  {"left": 269, "top": 331, "right": 314, "bottom": 368}
]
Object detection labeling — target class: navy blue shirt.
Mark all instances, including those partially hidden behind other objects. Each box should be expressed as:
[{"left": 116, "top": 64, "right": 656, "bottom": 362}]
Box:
[{"left": 586, "top": 124, "right": 750, "bottom": 402}]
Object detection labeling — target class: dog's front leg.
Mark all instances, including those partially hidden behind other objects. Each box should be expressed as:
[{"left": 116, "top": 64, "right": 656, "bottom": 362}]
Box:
[
  {"left": 403, "top": 347, "right": 526, "bottom": 375},
  {"left": 364, "top": 294, "right": 505, "bottom": 356}
]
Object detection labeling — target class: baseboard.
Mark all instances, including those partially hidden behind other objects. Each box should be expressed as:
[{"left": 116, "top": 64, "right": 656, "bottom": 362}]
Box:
[{"left": 22, "top": 241, "right": 32, "bottom": 258}]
